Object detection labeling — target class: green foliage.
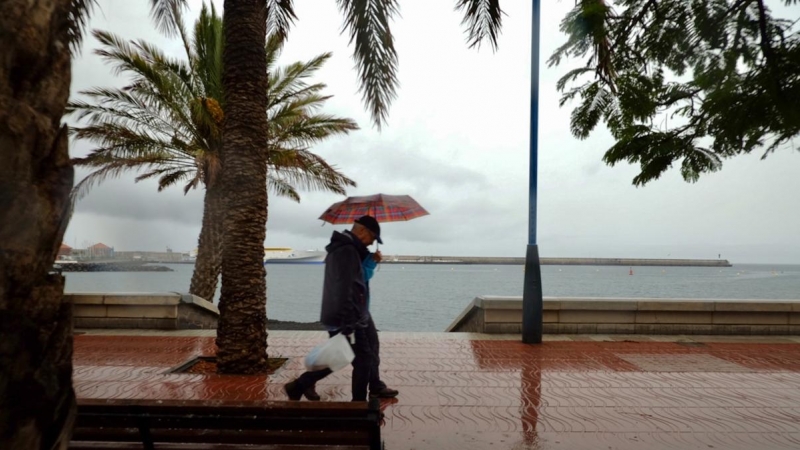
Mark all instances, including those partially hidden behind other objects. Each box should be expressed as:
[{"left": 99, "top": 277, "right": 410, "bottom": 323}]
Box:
[
  {"left": 455, "top": 0, "right": 505, "bottom": 50},
  {"left": 68, "top": 3, "right": 358, "bottom": 204},
  {"left": 550, "top": 0, "right": 800, "bottom": 185},
  {"left": 67, "top": 0, "right": 97, "bottom": 54},
  {"left": 328, "top": 0, "right": 505, "bottom": 128}
]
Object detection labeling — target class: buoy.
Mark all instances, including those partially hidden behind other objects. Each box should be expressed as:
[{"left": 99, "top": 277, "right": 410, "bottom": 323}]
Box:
[{"left": 629, "top": 267, "right": 633, "bottom": 276}]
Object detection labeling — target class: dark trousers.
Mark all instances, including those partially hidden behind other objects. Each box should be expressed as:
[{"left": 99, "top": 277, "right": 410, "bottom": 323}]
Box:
[
  {"left": 365, "top": 316, "right": 386, "bottom": 392},
  {"left": 294, "top": 327, "right": 374, "bottom": 401}
]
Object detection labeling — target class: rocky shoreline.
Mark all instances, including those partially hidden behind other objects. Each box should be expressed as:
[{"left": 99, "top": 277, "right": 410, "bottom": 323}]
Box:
[
  {"left": 267, "top": 320, "right": 325, "bottom": 331},
  {"left": 56, "top": 262, "right": 173, "bottom": 272}
]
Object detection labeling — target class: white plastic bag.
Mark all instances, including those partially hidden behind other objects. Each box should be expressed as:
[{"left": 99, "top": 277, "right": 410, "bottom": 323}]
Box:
[{"left": 304, "top": 333, "right": 355, "bottom": 372}]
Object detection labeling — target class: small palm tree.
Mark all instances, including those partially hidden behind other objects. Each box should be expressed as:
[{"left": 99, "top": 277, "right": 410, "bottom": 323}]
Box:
[{"left": 67, "top": 3, "right": 358, "bottom": 303}]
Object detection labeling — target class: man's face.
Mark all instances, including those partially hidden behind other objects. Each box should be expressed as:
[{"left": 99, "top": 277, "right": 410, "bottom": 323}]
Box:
[{"left": 354, "top": 224, "right": 376, "bottom": 246}]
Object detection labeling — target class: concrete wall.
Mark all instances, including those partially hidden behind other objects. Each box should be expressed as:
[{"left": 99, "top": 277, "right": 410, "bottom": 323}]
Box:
[
  {"left": 69, "top": 292, "right": 219, "bottom": 330},
  {"left": 447, "top": 296, "right": 800, "bottom": 335}
]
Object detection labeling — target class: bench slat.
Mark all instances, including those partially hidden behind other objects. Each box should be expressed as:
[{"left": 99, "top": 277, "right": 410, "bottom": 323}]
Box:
[
  {"left": 78, "top": 398, "right": 372, "bottom": 411},
  {"left": 76, "top": 413, "right": 377, "bottom": 430},
  {"left": 70, "top": 398, "right": 382, "bottom": 450},
  {"left": 73, "top": 427, "right": 368, "bottom": 446},
  {"left": 70, "top": 442, "right": 368, "bottom": 450}
]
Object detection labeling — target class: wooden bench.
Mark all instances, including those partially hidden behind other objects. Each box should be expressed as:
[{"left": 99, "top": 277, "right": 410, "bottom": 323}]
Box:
[{"left": 69, "top": 398, "right": 383, "bottom": 450}]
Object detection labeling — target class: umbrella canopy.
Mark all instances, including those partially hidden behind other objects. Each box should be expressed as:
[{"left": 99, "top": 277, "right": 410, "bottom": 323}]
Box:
[{"left": 319, "top": 194, "right": 429, "bottom": 224}]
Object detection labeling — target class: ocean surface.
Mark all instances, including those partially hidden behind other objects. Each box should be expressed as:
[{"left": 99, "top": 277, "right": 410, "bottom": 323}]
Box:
[{"left": 65, "top": 263, "right": 800, "bottom": 332}]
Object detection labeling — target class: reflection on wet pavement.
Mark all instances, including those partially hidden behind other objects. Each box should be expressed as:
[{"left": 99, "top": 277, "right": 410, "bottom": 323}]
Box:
[{"left": 74, "top": 332, "right": 800, "bottom": 449}]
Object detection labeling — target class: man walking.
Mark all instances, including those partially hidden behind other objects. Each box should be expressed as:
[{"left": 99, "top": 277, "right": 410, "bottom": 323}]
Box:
[{"left": 285, "top": 215, "right": 386, "bottom": 401}]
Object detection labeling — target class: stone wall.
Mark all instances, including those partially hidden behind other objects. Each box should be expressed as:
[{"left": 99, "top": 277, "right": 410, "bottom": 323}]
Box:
[
  {"left": 69, "top": 292, "right": 218, "bottom": 330},
  {"left": 447, "top": 296, "right": 800, "bottom": 335}
]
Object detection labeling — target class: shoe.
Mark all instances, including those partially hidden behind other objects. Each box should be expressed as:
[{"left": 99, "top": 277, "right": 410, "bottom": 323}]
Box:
[
  {"left": 303, "top": 386, "right": 321, "bottom": 401},
  {"left": 369, "top": 387, "right": 399, "bottom": 398},
  {"left": 284, "top": 380, "right": 321, "bottom": 401},
  {"left": 283, "top": 380, "right": 302, "bottom": 400}
]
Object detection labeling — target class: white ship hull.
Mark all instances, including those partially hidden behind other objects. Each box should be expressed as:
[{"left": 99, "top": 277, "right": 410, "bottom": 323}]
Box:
[{"left": 263, "top": 248, "right": 325, "bottom": 264}]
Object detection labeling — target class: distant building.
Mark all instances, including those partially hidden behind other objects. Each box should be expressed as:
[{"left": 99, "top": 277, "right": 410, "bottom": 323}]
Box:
[
  {"left": 115, "top": 249, "right": 188, "bottom": 262},
  {"left": 89, "top": 243, "right": 114, "bottom": 259},
  {"left": 58, "top": 243, "right": 72, "bottom": 257}
]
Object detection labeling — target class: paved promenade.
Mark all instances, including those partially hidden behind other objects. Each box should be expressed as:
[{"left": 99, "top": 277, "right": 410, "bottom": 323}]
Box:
[{"left": 74, "top": 330, "right": 800, "bottom": 449}]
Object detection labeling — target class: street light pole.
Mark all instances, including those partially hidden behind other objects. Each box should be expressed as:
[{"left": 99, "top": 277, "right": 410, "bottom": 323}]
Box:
[{"left": 522, "top": 0, "right": 543, "bottom": 344}]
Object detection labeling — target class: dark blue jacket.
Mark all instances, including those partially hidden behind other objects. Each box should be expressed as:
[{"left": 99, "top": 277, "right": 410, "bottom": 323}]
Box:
[{"left": 319, "top": 231, "right": 370, "bottom": 329}]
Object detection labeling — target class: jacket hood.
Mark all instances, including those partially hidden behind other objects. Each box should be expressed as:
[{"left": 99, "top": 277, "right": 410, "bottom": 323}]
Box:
[{"left": 326, "top": 230, "right": 369, "bottom": 260}]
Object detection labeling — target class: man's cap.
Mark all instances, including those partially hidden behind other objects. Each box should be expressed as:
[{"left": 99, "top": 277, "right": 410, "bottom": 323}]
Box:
[{"left": 355, "top": 215, "right": 382, "bottom": 244}]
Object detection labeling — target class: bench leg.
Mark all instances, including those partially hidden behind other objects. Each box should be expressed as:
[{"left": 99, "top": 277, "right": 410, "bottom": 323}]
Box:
[
  {"left": 367, "top": 398, "right": 382, "bottom": 450},
  {"left": 134, "top": 412, "right": 155, "bottom": 450}
]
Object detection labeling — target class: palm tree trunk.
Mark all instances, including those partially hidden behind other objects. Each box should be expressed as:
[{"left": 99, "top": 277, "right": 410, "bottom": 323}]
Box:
[
  {"left": 0, "top": 0, "right": 77, "bottom": 448},
  {"left": 216, "top": 0, "right": 270, "bottom": 374},
  {"left": 189, "top": 180, "right": 224, "bottom": 302}
]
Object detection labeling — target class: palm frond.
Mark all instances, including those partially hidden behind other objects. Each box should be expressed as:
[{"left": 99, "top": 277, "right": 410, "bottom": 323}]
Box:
[
  {"left": 149, "top": 0, "right": 189, "bottom": 38},
  {"left": 268, "top": 53, "right": 332, "bottom": 108},
  {"left": 92, "top": 30, "right": 196, "bottom": 111},
  {"left": 454, "top": 0, "right": 504, "bottom": 51},
  {"left": 268, "top": 92, "right": 332, "bottom": 123},
  {"left": 266, "top": 32, "right": 285, "bottom": 72},
  {"left": 132, "top": 166, "right": 201, "bottom": 193},
  {"left": 67, "top": 87, "right": 195, "bottom": 159},
  {"left": 268, "top": 148, "right": 357, "bottom": 195},
  {"left": 70, "top": 152, "right": 177, "bottom": 210},
  {"left": 71, "top": 4, "right": 358, "bottom": 209},
  {"left": 70, "top": 119, "right": 196, "bottom": 168},
  {"left": 157, "top": 169, "right": 194, "bottom": 191},
  {"left": 133, "top": 39, "right": 194, "bottom": 88},
  {"left": 268, "top": 0, "right": 297, "bottom": 46},
  {"left": 269, "top": 113, "right": 359, "bottom": 149},
  {"left": 267, "top": 176, "right": 302, "bottom": 202},
  {"left": 67, "top": 0, "right": 96, "bottom": 54},
  {"left": 336, "top": 0, "right": 399, "bottom": 129},
  {"left": 193, "top": 3, "right": 224, "bottom": 101}
]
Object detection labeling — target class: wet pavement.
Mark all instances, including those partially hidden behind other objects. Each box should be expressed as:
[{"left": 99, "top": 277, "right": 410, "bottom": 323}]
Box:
[{"left": 74, "top": 331, "right": 800, "bottom": 449}]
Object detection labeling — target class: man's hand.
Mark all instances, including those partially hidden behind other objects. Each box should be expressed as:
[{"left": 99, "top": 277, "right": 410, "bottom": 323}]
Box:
[
  {"left": 340, "top": 324, "right": 355, "bottom": 336},
  {"left": 373, "top": 250, "right": 383, "bottom": 263}
]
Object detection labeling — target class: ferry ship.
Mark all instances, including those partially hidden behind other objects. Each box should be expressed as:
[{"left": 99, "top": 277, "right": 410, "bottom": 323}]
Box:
[{"left": 263, "top": 248, "right": 325, "bottom": 264}]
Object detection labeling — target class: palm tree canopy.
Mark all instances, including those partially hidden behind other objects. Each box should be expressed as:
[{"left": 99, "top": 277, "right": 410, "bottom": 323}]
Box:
[
  {"left": 68, "top": 2, "right": 358, "bottom": 204},
  {"left": 152, "top": 0, "right": 505, "bottom": 129}
]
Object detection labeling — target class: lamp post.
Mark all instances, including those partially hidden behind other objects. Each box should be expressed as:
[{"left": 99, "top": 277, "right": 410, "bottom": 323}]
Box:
[{"left": 522, "top": 0, "right": 543, "bottom": 344}]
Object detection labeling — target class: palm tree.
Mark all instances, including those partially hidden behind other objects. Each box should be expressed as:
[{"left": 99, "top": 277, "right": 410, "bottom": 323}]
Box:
[
  {"left": 0, "top": 0, "right": 94, "bottom": 447},
  {"left": 67, "top": 4, "right": 358, "bottom": 305},
  {"left": 2, "top": 1, "right": 505, "bottom": 442},
  {"left": 170, "top": 0, "right": 505, "bottom": 373}
]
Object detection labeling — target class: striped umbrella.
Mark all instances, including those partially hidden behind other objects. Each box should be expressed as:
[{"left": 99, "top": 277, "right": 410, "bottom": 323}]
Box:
[{"left": 319, "top": 194, "right": 429, "bottom": 225}]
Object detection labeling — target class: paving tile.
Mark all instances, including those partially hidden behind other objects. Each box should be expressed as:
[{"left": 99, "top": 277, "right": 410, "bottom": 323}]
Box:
[{"left": 73, "top": 332, "right": 800, "bottom": 449}]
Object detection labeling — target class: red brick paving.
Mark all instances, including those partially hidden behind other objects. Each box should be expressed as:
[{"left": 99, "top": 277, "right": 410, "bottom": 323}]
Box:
[{"left": 73, "top": 333, "right": 800, "bottom": 449}]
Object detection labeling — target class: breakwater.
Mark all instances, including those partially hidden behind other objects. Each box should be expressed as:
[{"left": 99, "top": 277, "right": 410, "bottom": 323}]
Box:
[
  {"left": 383, "top": 256, "right": 732, "bottom": 267},
  {"left": 56, "top": 261, "right": 173, "bottom": 272}
]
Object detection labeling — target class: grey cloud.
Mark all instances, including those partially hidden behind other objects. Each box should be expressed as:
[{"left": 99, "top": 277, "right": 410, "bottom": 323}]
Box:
[
  {"left": 62, "top": 0, "right": 800, "bottom": 264},
  {"left": 72, "top": 167, "right": 205, "bottom": 226}
]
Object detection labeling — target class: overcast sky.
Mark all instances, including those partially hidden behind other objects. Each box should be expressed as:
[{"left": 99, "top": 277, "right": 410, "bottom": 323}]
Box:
[{"left": 65, "top": 0, "right": 800, "bottom": 264}]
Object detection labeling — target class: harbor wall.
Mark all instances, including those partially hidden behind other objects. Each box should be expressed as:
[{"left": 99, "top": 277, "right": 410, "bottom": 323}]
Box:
[
  {"left": 69, "top": 292, "right": 218, "bottom": 329},
  {"left": 447, "top": 296, "right": 800, "bottom": 335},
  {"left": 384, "top": 256, "right": 732, "bottom": 267}
]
